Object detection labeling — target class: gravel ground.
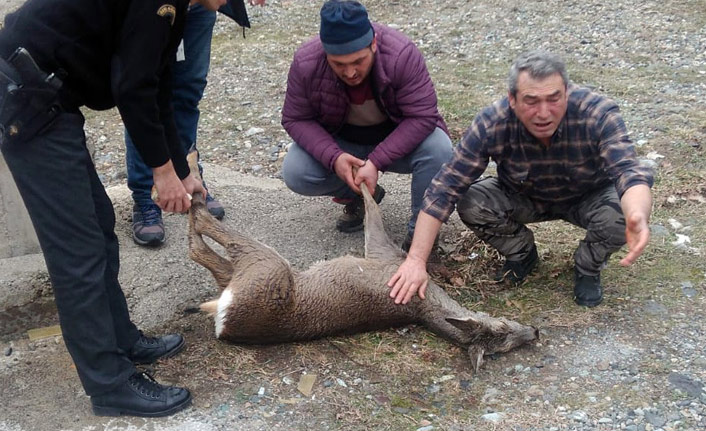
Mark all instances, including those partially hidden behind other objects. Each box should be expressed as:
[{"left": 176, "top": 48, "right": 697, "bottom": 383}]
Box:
[{"left": 1, "top": 0, "right": 706, "bottom": 430}]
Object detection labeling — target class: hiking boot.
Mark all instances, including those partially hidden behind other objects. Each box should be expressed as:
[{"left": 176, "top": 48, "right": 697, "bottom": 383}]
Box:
[
  {"left": 91, "top": 371, "right": 191, "bottom": 417},
  {"left": 128, "top": 332, "right": 185, "bottom": 365},
  {"left": 205, "top": 192, "right": 225, "bottom": 220},
  {"left": 335, "top": 185, "right": 386, "bottom": 233},
  {"left": 495, "top": 245, "right": 539, "bottom": 284},
  {"left": 132, "top": 202, "right": 165, "bottom": 247},
  {"left": 573, "top": 268, "right": 603, "bottom": 307}
]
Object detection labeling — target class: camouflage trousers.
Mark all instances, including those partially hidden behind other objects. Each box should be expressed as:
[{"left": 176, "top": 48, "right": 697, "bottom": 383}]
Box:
[{"left": 456, "top": 177, "right": 626, "bottom": 275}]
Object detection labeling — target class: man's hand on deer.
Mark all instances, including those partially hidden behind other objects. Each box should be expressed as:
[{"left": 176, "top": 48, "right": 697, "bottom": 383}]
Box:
[
  {"left": 353, "top": 159, "right": 379, "bottom": 197},
  {"left": 333, "top": 153, "right": 366, "bottom": 194},
  {"left": 151, "top": 161, "right": 204, "bottom": 213}
]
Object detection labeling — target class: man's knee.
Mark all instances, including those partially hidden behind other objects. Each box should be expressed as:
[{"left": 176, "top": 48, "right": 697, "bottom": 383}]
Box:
[
  {"left": 281, "top": 153, "right": 308, "bottom": 194},
  {"left": 589, "top": 203, "right": 627, "bottom": 247},
  {"left": 416, "top": 127, "right": 453, "bottom": 165},
  {"left": 281, "top": 144, "right": 331, "bottom": 196},
  {"left": 457, "top": 184, "right": 507, "bottom": 228}
]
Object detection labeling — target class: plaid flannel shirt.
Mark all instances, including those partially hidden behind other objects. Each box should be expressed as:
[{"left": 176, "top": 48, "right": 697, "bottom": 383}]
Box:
[{"left": 422, "top": 85, "right": 654, "bottom": 222}]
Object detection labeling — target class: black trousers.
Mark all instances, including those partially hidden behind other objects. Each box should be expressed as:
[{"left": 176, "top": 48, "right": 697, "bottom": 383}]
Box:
[{"left": 1, "top": 111, "right": 139, "bottom": 396}]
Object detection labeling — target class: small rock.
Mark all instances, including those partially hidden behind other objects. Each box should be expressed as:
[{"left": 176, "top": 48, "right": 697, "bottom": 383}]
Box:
[
  {"left": 649, "top": 224, "right": 669, "bottom": 237},
  {"left": 571, "top": 411, "right": 588, "bottom": 422},
  {"left": 436, "top": 374, "right": 454, "bottom": 383},
  {"left": 643, "top": 300, "right": 668, "bottom": 315},
  {"left": 336, "top": 378, "right": 347, "bottom": 388},
  {"left": 481, "top": 412, "right": 504, "bottom": 423},
  {"left": 644, "top": 411, "right": 666, "bottom": 427},
  {"left": 596, "top": 360, "right": 610, "bottom": 371},
  {"left": 668, "top": 373, "right": 703, "bottom": 398},
  {"left": 244, "top": 127, "right": 264, "bottom": 137},
  {"left": 527, "top": 385, "right": 544, "bottom": 398},
  {"left": 4, "top": 347, "right": 11, "bottom": 356},
  {"left": 416, "top": 426, "right": 434, "bottom": 431}
]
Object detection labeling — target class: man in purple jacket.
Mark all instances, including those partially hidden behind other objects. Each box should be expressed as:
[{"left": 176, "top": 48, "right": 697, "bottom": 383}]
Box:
[{"left": 281, "top": 0, "right": 452, "bottom": 246}]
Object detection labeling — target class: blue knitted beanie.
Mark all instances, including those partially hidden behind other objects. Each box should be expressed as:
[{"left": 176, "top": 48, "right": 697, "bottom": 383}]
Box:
[{"left": 320, "top": 0, "right": 373, "bottom": 55}]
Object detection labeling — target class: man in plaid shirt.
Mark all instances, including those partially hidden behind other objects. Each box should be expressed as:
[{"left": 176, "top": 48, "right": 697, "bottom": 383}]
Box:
[{"left": 387, "top": 50, "right": 654, "bottom": 308}]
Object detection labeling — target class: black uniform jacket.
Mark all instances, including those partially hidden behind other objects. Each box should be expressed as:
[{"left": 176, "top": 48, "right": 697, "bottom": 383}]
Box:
[{"left": 0, "top": 0, "right": 191, "bottom": 178}]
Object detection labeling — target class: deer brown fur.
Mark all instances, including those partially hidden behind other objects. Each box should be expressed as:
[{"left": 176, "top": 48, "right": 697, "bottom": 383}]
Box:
[{"left": 186, "top": 153, "right": 538, "bottom": 371}]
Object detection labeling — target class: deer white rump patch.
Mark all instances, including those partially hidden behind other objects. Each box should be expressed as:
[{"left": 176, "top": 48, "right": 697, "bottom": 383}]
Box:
[{"left": 215, "top": 289, "right": 234, "bottom": 338}]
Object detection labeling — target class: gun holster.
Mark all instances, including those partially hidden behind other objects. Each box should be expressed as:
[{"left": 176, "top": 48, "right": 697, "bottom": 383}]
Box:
[{"left": 0, "top": 47, "right": 63, "bottom": 146}]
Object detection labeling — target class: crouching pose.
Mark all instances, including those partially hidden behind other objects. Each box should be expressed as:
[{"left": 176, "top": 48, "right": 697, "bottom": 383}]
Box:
[
  {"left": 281, "top": 0, "right": 452, "bottom": 245},
  {"left": 389, "top": 50, "right": 654, "bottom": 308}
]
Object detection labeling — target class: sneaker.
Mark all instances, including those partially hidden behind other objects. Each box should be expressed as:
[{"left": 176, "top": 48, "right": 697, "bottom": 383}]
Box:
[
  {"left": 335, "top": 185, "right": 385, "bottom": 233},
  {"left": 132, "top": 202, "right": 165, "bottom": 247},
  {"left": 205, "top": 193, "right": 225, "bottom": 220},
  {"left": 128, "top": 332, "right": 185, "bottom": 365},
  {"left": 91, "top": 372, "right": 191, "bottom": 417},
  {"left": 495, "top": 244, "right": 539, "bottom": 284},
  {"left": 573, "top": 268, "right": 603, "bottom": 307}
]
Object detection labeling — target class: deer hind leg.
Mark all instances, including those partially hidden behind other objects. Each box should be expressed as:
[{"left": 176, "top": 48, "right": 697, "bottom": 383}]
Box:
[
  {"left": 361, "top": 186, "right": 406, "bottom": 260},
  {"left": 188, "top": 219, "right": 234, "bottom": 289}
]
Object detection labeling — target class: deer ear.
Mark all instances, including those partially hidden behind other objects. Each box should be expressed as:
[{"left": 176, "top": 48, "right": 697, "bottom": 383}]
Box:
[
  {"left": 446, "top": 316, "right": 510, "bottom": 336},
  {"left": 445, "top": 316, "right": 483, "bottom": 332}
]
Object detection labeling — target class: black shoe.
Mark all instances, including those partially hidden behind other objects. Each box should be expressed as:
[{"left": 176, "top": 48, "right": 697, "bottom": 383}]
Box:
[
  {"left": 495, "top": 245, "right": 539, "bottom": 284},
  {"left": 574, "top": 268, "right": 603, "bottom": 307},
  {"left": 132, "top": 202, "right": 165, "bottom": 247},
  {"left": 128, "top": 332, "right": 185, "bottom": 365},
  {"left": 335, "top": 185, "right": 386, "bottom": 233},
  {"left": 91, "top": 372, "right": 191, "bottom": 417}
]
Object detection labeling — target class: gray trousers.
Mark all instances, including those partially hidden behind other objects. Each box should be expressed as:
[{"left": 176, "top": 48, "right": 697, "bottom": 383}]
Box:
[
  {"left": 456, "top": 177, "right": 626, "bottom": 275},
  {"left": 1, "top": 111, "right": 139, "bottom": 395},
  {"left": 281, "top": 127, "right": 453, "bottom": 236}
]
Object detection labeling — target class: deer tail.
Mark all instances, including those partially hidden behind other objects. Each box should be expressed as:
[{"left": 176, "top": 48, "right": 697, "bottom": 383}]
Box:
[{"left": 199, "top": 299, "right": 219, "bottom": 316}]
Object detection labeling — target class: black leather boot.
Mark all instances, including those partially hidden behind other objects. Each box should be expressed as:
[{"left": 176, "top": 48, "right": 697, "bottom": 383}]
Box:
[
  {"left": 336, "top": 185, "right": 385, "bottom": 232},
  {"left": 91, "top": 372, "right": 191, "bottom": 417},
  {"left": 573, "top": 268, "right": 603, "bottom": 307},
  {"left": 128, "top": 332, "right": 185, "bottom": 365},
  {"left": 495, "top": 244, "right": 539, "bottom": 284}
]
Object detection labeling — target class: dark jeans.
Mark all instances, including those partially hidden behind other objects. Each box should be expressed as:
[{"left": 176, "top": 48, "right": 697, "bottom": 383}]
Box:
[
  {"left": 125, "top": 4, "right": 217, "bottom": 205},
  {"left": 456, "top": 177, "right": 627, "bottom": 275},
  {"left": 281, "top": 127, "right": 453, "bottom": 237},
  {"left": 1, "top": 111, "right": 139, "bottom": 396}
]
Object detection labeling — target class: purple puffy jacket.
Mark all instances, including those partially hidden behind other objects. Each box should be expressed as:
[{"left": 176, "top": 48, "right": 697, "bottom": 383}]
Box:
[{"left": 281, "top": 22, "right": 448, "bottom": 172}]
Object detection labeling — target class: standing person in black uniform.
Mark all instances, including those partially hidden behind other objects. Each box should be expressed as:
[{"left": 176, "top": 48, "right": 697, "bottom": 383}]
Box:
[{"left": 0, "top": 0, "right": 226, "bottom": 418}]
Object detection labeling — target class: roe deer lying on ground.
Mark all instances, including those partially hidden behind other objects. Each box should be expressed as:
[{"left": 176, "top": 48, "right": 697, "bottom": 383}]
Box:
[{"left": 186, "top": 158, "right": 538, "bottom": 371}]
